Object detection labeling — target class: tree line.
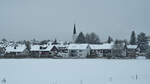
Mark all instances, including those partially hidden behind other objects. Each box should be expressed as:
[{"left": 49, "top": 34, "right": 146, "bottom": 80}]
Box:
[{"left": 75, "top": 32, "right": 113, "bottom": 44}]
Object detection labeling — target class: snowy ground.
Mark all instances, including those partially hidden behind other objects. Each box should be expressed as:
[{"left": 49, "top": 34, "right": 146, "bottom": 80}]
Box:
[{"left": 0, "top": 59, "right": 150, "bottom": 84}]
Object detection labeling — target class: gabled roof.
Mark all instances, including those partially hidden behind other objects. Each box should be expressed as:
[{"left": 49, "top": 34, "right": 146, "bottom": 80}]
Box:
[
  {"left": 5, "top": 44, "right": 26, "bottom": 53},
  {"left": 40, "top": 45, "right": 55, "bottom": 51},
  {"left": 68, "top": 44, "right": 89, "bottom": 50},
  {"left": 31, "top": 45, "right": 57, "bottom": 52},
  {"left": 90, "top": 43, "right": 113, "bottom": 50},
  {"left": 127, "top": 45, "right": 138, "bottom": 49}
]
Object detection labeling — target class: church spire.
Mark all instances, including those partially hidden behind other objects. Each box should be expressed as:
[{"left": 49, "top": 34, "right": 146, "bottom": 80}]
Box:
[
  {"left": 72, "top": 24, "right": 77, "bottom": 43},
  {"left": 73, "top": 24, "right": 76, "bottom": 34}
]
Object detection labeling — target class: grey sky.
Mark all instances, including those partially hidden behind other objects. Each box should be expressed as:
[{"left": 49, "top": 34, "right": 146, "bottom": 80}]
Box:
[{"left": 0, "top": 0, "right": 150, "bottom": 41}]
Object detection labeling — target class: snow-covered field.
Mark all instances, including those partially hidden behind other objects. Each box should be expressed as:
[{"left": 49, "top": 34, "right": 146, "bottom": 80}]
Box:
[{"left": 0, "top": 59, "right": 150, "bottom": 84}]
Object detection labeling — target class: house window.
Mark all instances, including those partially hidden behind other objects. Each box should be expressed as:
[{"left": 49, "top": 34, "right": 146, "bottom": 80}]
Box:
[{"left": 100, "top": 50, "right": 103, "bottom": 53}]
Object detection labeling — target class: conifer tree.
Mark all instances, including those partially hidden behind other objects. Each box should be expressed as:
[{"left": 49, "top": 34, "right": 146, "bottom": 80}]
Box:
[
  {"left": 75, "top": 32, "right": 86, "bottom": 43},
  {"left": 85, "top": 33, "right": 90, "bottom": 43},
  {"left": 130, "top": 31, "right": 136, "bottom": 45},
  {"left": 137, "top": 32, "right": 148, "bottom": 52},
  {"left": 107, "top": 36, "right": 113, "bottom": 43},
  {"left": 146, "top": 47, "right": 150, "bottom": 59},
  {"left": 85, "top": 32, "right": 100, "bottom": 44}
]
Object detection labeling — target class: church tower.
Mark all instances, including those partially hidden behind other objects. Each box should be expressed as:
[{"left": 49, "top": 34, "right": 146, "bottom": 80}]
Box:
[{"left": 72, "top": 24, "right": 77, "bottom": 43}]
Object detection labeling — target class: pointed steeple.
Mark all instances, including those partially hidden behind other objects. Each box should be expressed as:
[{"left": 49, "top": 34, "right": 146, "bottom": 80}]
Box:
[
  {"left": 73, "top": 24, "right": 76, "bottom": 34},
  {"left": 72, "top": 24, "right": 77, "bottom": 43}
]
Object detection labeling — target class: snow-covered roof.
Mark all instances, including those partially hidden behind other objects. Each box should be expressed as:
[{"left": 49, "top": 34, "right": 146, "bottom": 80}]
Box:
[
  {"left": 90, "top": 43, "right": 113, "bottom": 50},
  {"left": 55, "top": 44, "right": 69, "bottom": 48},
  {"left": 0, "top": 43, "right": 9, "bottom": 48},
  {"left": 31, "top": 45, "right": 56, "bottom": 51},
  {"left": 5, "top": 44, "right": 26, "bottom": 53},
  {"left": 0, "top": 44, "right": 4, "bottom": 48},
  {"left": 68, "top": 44, "right": 89, "bottom": 50},
  {"left": 30, "top": 45, "right": 40, "bottom": 51},
  {"left": 127, "top": 45, "right": 137, "bottom": 49},
  {"left": 40, "top": 45, "right": 55, "bottom": 51}
]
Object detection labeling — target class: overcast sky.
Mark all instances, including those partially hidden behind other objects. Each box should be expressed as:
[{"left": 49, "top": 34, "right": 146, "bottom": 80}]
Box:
[{"left": 0, "top": 0, "right": 150, "bottom": 41}]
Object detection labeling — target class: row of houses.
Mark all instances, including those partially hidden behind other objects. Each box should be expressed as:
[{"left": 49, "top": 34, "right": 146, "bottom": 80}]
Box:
[
  {"left": 4, "top": 44, "right": 58, "bottom": 58},
  {"left": 0, "top": 42, "right": 144, "bottom": 59}
]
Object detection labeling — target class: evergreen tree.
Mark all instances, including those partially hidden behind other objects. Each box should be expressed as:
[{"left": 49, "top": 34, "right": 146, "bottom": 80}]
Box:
[
  {"left": 107, "top": 36, "right": 113, "bottom": 43},
  {"left": 146, "top": 47, "right": 150, "bottom": 59},
  {"left": 85, "top": 33, "right": 90, "bottom": 43},
  {"left": 75, "top": 32, "right": 86, "bottom": 43},
  {"left": 25, "top": 41, "right": 31, "bottom": 51},
  {"left": 85, "top": 32, "right": 100, "bottom": 44},
  {"left": 130, "top": 31, "right": 136, "bottom": 45},
  {"left": 90, "top": 32, "right": 100, "bottom": 44},
  {"left": 137, "top": 32, "right": 148, "bottom": 53}
]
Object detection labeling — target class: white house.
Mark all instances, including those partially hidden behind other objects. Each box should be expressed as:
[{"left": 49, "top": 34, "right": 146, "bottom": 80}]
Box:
[
  {"left": 5, "top": 44, "right": 28, "bottom": 57},
  {"left": 40, "top": 45, "right": 58, "bottom": 57},
  {"left": 68, "top": 44, "right": 91, "bottom": 58},
  {"left": 30, "top": 45, "right": 40, "bottom": 57},
  {"left": 90, "top": 43, "right": 113, "bottom": 57}
]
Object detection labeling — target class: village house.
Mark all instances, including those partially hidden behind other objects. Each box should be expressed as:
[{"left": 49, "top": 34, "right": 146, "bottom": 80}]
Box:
[
  {"left": 68, "top": 44, "right": 91, "bottom": 58},
  {"left": 30, "top": 44, "right": 58, "bottom": 58},
  {"left": 5, "top": 44, "right": 28, "bottom": 58},
  {"left": 30, "top": 45, "right": 40, "bottom": 58},
  {"left": 56, "top": 44, "right": 69, "bottom": 58},
  {"left": 90, "top": 43, "right": 113, "bottom": 58},
  {"left": 40, "top": 45, "right": 58, "bottom": 58},
  {"left": 126, "top": 45, "right": 138, "bottom": 58},
  {"left": 56, "top": 45, "right": 68, "bottom": 53}
]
